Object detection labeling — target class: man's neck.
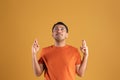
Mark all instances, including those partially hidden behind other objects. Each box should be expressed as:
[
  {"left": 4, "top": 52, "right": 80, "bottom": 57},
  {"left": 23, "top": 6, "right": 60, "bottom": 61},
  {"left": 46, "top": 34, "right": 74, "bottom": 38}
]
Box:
[{"left": 54, "top": 40, "right": 66, "bottom": 47}]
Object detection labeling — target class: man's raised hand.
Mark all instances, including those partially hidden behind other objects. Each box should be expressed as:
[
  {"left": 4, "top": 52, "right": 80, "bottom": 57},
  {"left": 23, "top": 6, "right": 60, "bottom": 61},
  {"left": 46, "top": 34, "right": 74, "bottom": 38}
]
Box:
[
  {"left": 32, "top": 39, "right": 40, "bottom": 55},
  {"left": 80, "top": 40, "right": 88, "bottom": 55}
]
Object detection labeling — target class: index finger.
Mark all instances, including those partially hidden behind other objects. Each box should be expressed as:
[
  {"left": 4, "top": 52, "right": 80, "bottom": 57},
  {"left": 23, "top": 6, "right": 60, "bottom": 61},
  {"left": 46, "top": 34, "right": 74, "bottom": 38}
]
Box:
[{"left": 82, "top": 40, "right": 87, "bottom": 47}]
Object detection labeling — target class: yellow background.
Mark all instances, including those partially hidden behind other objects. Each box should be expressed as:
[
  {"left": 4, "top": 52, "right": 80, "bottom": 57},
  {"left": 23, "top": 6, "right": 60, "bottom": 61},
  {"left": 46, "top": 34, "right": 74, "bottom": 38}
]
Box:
[{"left": 0, "top": 0, "right": 120, "bottom": 80}]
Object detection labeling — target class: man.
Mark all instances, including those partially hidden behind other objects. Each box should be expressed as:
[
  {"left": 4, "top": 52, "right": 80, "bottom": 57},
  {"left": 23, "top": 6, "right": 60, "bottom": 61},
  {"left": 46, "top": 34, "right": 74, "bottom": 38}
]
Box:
[{"left": 32, "top": 22, "right": 89, "bottom": 80}]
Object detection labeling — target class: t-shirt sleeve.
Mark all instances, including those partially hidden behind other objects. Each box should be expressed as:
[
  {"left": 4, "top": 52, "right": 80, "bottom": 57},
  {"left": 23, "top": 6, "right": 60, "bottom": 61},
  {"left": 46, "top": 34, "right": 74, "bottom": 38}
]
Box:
[
  {"left": 38, "top": 49, "right": 44, "bottom": 64},
  {"left": 75, "top": 49, "right": 81, "bottom": 65}
]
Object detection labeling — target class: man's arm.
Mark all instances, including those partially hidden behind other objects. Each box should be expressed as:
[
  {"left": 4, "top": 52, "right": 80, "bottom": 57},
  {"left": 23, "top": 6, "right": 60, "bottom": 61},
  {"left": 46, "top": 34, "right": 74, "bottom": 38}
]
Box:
[
  {"left": 32, "top": 39, "right": 44, "bottom": 76},
  {"left": 76, "top": 40, "right": 89, "bottom": 77}
]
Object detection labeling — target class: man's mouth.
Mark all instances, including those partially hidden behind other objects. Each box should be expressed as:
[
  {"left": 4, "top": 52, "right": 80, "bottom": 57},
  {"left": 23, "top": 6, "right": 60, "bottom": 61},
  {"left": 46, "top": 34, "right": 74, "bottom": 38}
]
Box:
[{"left": 56, "top": 34, "right": 63, "bottom": 36}]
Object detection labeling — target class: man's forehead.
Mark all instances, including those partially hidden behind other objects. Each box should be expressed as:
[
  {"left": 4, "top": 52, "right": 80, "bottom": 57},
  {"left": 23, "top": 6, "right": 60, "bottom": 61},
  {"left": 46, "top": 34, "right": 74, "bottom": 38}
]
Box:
[{"left": 54, "top": 24, "right": 66, "bottom": 28}]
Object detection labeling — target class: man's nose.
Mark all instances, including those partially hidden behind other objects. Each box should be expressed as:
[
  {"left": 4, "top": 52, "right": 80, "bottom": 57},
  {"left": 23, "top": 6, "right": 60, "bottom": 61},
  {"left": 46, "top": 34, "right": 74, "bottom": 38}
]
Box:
[{"left": 57, "top": 29, "right": 62, "bottom": 33}]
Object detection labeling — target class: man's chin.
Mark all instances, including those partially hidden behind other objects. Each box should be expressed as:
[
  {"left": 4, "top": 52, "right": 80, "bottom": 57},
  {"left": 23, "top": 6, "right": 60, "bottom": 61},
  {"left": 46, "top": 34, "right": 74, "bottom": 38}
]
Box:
[{"left": 55, "top": 38, "right": 65, "bottom": 42}]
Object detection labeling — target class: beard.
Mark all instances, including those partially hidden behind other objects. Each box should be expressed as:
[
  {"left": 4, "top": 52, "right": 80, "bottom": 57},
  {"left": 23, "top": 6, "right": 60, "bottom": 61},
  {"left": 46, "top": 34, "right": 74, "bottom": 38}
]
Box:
[
  {"left": 54, "top": 34, "right": 65, "bottom": 42},
  {"left": 55, "top": 37, "right": 65, "bottom": 42}
]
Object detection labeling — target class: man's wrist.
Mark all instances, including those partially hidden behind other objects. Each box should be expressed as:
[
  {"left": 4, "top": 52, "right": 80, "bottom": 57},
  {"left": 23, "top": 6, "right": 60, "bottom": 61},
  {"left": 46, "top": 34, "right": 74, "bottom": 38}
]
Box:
[
  {"left": 83, "top": 53, "right": 89, "bottom": 58},
  {"left": 32, "top": 53, "right": 37, "bottom": 58}
]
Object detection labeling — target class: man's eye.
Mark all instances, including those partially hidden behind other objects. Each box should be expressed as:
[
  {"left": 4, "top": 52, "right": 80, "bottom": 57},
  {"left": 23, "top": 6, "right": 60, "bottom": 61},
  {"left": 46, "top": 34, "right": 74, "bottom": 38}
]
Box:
[
  {"left": 55, "top": 28, "right": 58, "bottom": 30},
  {"left": 61, "top": 28, "right": 64, "bottom": 30}
]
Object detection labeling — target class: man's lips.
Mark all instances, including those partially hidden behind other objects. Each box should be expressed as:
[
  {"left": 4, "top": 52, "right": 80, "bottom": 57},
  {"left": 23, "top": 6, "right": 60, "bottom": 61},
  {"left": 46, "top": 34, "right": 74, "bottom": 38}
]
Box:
[{"left": 56, "top": 34, "right": 63, "bottom": 36}]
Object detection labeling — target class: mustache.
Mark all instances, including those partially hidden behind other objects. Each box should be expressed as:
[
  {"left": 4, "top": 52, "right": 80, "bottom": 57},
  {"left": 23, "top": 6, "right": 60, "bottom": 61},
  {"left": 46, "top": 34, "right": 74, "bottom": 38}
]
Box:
[{"left": 56, "top": 33, "right": 63, "bottom": 36}]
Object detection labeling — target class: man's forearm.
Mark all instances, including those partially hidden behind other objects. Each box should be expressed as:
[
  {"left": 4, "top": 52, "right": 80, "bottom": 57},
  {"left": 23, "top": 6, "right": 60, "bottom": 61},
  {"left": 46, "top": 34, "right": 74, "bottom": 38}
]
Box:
[
  {"left": 78, "top": 54, "right": 88, "bottom": 77},
  {"left": 32, "top": 54, "right": 43, "bottom": 76}
]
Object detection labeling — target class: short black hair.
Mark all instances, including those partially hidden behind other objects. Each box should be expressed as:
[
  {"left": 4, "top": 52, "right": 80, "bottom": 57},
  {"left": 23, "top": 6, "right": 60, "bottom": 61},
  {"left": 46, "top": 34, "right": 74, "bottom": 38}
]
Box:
[{"left": 52, "top": 22, "right": 68, "bottom": 33}]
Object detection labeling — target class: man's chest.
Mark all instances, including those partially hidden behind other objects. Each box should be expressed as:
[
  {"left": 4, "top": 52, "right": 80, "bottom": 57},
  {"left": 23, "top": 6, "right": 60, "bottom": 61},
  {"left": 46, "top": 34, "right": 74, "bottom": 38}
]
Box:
[{"left": 44, "top": 49, "right": 76, "bottom": 67}]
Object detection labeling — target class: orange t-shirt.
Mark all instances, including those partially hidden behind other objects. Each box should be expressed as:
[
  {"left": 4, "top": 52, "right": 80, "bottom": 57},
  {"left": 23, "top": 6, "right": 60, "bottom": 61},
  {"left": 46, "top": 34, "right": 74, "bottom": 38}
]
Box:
[{"left": 38, "top": 45, "right": 81, "bottom": 80}]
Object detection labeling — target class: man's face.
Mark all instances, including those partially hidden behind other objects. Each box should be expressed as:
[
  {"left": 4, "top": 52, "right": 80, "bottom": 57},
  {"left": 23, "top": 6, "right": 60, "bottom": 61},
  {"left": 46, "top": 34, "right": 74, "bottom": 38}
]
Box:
[{"left": 52, "top": 24, "right": 68, "bottom": 41}]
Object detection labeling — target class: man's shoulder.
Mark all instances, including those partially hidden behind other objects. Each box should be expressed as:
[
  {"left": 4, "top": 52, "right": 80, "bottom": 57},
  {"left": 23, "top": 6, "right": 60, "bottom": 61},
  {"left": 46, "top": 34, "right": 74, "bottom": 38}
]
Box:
[
  {"left": 66, "top": 45, "right": 80, "bottom": 55},
  {"left": 42, "top": 45, "right": 54, "bottom": 50},
  {"left": 67, "top": 45, "right": 78, "bottom": 49}
]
